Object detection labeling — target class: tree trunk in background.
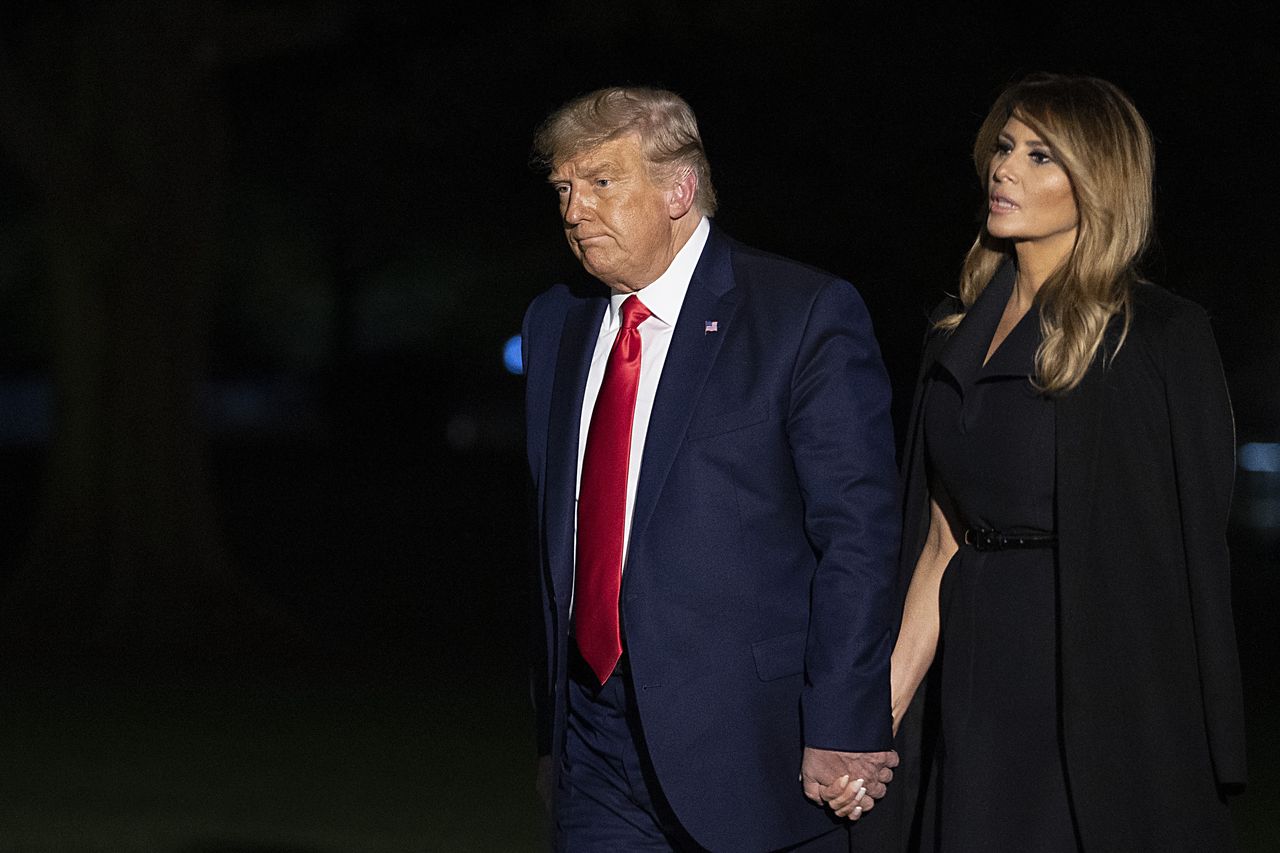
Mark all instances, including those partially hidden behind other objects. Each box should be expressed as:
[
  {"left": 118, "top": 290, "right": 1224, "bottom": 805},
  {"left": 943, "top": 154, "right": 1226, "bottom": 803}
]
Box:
[{"left": 0, "top": 3, "right": 287, "bottom": 653}]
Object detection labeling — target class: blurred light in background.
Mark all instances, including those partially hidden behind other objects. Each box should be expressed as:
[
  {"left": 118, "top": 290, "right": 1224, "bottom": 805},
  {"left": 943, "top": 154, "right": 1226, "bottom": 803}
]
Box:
[
  {"left": 1240, "top": 442, "right": 1280, "bottom": 473},
  {"left": 0, "top": 376, "right": 326, "bottom": 447},
  {"left": 0, "top": 377, "right": 51, "bottom": 446},
  {"left": 199, "top": 377, "right": 322, "bottom": 439},
  {"left": 1237, "top": 442, "right": 1280, "bottom": 532},
  {"left": 503, "top": 334, "right": 523, "bottom": 375}
]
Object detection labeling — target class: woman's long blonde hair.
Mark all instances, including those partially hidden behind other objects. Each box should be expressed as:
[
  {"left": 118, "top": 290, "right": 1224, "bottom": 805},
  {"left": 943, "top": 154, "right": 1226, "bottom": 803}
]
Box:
[{"left": 940, "top": 73, "right": 1155, "bottom": 394}]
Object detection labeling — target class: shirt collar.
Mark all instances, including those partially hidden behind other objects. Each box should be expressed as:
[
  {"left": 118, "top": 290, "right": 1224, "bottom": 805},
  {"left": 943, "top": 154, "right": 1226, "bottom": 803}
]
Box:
[{"left": 605, "top": 216, "right": 710, "bottom": 329}]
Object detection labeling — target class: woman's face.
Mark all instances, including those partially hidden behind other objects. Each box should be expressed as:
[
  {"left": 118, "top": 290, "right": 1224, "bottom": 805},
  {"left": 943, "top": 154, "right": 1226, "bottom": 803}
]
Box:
[{"left": 986, "top": 117, "right": 1079, "bottom": 251}]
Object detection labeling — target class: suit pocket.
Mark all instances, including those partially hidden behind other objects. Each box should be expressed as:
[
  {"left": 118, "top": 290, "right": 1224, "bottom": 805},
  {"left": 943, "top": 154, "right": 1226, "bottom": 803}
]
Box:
[
  {"left": 686, "top": 404, "right": 770, "bottom": 441},
  {"left": 752, "top": 630, "right": 807, "bottom": 682}
]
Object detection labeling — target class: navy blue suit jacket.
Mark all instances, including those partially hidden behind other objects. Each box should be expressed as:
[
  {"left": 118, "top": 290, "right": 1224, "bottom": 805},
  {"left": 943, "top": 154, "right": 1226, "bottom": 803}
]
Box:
[{"left": 523, "top": 224, "right": 900, "bottom": 851}]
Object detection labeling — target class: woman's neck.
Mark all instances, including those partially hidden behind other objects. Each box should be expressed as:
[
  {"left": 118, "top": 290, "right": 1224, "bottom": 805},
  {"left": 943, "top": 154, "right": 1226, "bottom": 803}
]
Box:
[{"left": 1011, "top": 233, "right": 1073, "bottom": 309}]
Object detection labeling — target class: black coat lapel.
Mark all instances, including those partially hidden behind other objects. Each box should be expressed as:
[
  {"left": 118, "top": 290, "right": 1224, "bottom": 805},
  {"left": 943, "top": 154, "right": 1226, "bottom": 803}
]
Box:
[{"left": 934, "top": 260, "right": 1016, "bottom": 387}]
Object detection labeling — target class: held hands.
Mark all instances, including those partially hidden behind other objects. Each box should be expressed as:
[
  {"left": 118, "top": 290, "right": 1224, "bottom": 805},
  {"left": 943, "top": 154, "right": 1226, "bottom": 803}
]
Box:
[{"left": 800, "top": 746, "right": 898, "bottom": 821}]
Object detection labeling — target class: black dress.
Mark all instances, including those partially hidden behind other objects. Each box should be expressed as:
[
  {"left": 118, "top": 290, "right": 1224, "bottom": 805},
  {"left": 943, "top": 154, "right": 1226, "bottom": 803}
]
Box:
[{"left": 919, "top": 267, "right": 1079, "bottom": 852}]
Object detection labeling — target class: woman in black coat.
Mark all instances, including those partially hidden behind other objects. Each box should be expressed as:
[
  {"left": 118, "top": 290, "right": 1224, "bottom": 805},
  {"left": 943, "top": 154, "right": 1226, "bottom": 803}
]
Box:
[{"left": 833, "top": 74, "right": 1246, "bottom": 850}]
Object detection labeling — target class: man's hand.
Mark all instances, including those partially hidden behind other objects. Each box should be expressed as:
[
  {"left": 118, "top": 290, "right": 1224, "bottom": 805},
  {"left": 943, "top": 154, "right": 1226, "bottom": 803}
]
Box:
[
  {"left": 800, "top": 746, "right": 898, "bottom": 821},
  {"left": 536, "top": 755, "right": 553, "bottom": 813}
]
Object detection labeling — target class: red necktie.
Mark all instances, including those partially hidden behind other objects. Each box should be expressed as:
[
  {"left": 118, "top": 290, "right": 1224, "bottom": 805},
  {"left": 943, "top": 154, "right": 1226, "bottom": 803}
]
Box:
[{"left": 575, "top": 295, "right": 652, "bottom": 684}]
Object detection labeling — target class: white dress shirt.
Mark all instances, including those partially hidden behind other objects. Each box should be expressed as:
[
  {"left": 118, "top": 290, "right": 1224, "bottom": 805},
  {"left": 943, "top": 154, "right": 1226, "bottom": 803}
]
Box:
[{"left": 574, "top": 216, "right": 711, "bottom": 589}]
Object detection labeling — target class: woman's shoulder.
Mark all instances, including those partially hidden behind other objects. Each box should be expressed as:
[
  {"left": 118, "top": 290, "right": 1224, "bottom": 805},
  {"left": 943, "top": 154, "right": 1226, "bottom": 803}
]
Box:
[
  {"left": 1121, "top": 280, "right": 1218, "bottom": 356},
  {"left": 1127, "top": 282, "right": 1215, "bottom": 343}
]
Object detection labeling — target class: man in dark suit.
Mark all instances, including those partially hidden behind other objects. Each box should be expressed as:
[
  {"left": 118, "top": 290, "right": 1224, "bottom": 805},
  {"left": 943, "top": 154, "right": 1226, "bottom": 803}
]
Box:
[{"left": 522, "top": 86, "right": 900, "bottom": 852}]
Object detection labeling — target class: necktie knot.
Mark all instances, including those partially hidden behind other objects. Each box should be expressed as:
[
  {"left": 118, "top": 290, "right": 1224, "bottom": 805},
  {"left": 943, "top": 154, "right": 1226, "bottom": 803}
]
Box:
[{"left": 619, "top": 295, "right": 652, "bottom": 331}]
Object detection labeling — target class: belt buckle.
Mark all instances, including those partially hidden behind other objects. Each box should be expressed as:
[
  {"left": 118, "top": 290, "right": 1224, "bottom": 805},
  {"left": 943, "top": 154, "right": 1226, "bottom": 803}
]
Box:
[{"left": 966, "top": 528, "right": 1000, "bottom": 551}]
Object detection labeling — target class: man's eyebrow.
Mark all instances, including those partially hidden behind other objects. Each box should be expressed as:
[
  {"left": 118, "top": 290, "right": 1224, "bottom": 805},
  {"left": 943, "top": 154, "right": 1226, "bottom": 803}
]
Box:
[{"left": 547, "top": 162, "right": 617, "bottom": 183}]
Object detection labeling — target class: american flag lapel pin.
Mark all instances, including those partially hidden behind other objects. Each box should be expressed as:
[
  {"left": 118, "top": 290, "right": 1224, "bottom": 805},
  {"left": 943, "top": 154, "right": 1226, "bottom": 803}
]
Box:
[{"left": 704, "top": 320, "right": 719, "bottom": 334}]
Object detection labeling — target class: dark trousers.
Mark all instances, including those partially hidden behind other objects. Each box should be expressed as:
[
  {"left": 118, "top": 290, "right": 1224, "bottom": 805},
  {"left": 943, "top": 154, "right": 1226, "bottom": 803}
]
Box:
[
  {"left": 555, "top": 644, "right": 704, "bottom": 851},
  {"left": 554, "top": 642, "right": 851, "bottom": 852}
]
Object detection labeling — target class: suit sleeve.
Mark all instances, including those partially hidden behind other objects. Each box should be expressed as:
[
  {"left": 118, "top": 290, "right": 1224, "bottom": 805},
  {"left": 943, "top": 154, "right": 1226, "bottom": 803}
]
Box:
[
  {"left": 1164, "top": 306, "right": 1247, "bottom": 786},
  {"left": 787, "top": 279, "right": 900, "bottom": 752},
  {"left": 522, "top": 296, "right": 553, "bottom": 757}
]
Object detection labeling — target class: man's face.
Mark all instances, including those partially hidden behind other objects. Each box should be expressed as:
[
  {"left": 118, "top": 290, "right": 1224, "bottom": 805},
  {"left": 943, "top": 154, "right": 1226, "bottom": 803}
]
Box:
[{"left": 548, "top": 134, "right": 678, "bottom": 293}]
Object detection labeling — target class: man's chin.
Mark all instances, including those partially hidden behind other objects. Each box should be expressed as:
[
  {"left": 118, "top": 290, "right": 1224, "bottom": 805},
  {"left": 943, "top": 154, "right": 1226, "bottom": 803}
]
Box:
[{"left": 580, "top": 258, "right": 618, "bottom": 286}]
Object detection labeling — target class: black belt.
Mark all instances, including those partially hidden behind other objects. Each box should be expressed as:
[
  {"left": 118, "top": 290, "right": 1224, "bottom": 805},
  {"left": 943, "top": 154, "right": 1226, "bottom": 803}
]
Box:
[{"left": 964, "top": 527, "right": 1058, "bottom": 551}]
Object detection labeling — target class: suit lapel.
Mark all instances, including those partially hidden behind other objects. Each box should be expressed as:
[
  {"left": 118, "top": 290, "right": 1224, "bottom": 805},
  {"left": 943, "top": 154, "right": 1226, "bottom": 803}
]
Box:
[
  {"left": 544, "top": 295, "right": 607, "bottom": 607},
  {"left": 626, "top": 228, "right": 739, "bottom": 561}
]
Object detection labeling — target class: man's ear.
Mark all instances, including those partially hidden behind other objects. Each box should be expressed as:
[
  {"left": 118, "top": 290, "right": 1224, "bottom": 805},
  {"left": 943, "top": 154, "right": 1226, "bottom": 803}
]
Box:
[{"left": 666, "top": 168, "right": 698, "bottom": 220}]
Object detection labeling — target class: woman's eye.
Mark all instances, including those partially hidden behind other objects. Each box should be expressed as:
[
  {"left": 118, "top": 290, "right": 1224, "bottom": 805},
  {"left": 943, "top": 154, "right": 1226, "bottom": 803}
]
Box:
[
  {"left": 994, "top": 140, "right": 1013, "bottom": 154},
  {"left": 1029, "top": 150, "right": 1052, "bottom": 164}
]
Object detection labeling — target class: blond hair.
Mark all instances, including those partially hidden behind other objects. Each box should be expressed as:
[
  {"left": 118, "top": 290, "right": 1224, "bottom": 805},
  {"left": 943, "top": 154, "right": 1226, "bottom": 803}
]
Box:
[
  {"left": 941, "top": 73, "right": 1155, "bottom": 394},
  {"left": 531, "top": 86, "right": 718, "bottom": 216}
]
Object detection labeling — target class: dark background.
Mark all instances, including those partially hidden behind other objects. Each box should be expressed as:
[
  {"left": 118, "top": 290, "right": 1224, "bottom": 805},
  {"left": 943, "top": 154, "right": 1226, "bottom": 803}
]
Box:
[{"left": 0, "top": 2, "right": 1276, "bottom": 850}]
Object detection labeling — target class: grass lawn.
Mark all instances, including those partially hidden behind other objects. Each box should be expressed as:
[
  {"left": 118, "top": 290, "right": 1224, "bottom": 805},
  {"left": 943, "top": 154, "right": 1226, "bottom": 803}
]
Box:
[
  {"left": 2, "top": 653, "right": 1273, "bottom": 852},
  {"left": 1, "top": 528, "right": 1274, "bottom": 852},
  {"left": 0, "top": 654, "right": 547, "bottom": 852}
]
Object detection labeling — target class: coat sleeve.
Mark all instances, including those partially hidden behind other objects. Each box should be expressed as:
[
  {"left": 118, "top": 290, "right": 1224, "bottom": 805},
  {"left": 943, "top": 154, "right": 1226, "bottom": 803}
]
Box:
[
  {"left": 1163, "top": 305, "right": 1247, "bottom": 787},
  {"left": 522, "top": 293, "right": 555, "bottom": 757},
  {"left": 787, "top": 279, "right": 901, "bottom": 752}
]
